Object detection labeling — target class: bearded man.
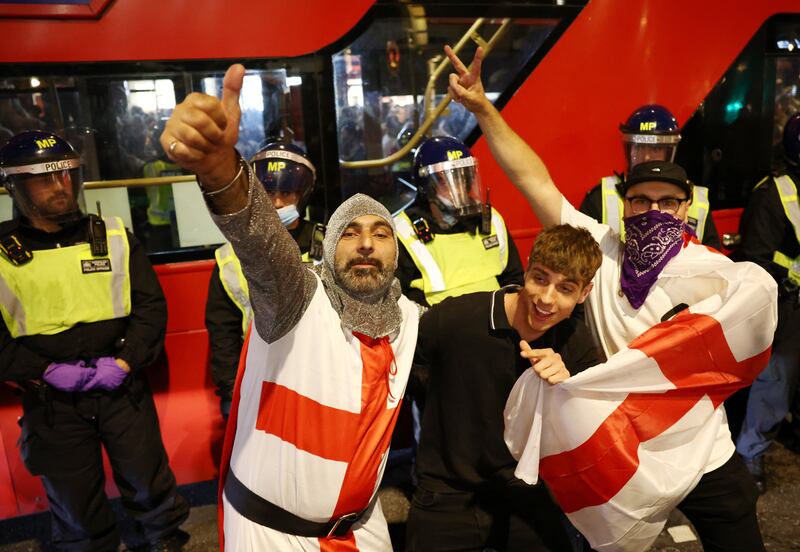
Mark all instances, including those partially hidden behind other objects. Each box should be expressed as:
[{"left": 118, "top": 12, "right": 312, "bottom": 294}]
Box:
[{"left": 161, "top": 64, "right": 421, "bottom": 551}]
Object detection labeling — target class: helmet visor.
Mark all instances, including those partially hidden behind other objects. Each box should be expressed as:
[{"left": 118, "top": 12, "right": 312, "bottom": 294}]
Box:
[
  {"left": 420, "top": 157, "right": 484, "bottom": 217},
  {"left": 624, "top": 142, "right": 678, "bottom": 168},
  {"left": 8, "top": 167, "right": 85, "bottom": 224},
  {"left": 251, "top": 150, "right": 315, "bottom": 207}
]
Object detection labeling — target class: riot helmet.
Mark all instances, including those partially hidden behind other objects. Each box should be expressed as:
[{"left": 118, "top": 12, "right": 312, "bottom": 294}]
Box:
[
  {"left": 783, "top": 113, "right": 800, "bottom": 166},
  {"left": 413, "top": 136, "right": 485, "bottom": 228},
  {"left": 620, "top": 104, "right": 681, "bottom": 170},
  {"left": 0, "top": 130, "right": 84, "bottom": 228},
  {"left": 250, "top": 142, "right": 316, "bottom": 211}
]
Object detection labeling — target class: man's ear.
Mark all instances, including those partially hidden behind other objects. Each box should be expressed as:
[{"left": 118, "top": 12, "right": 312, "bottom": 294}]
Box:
[{"left": 577, "top": 282, "right": 593, "bottom": 304}]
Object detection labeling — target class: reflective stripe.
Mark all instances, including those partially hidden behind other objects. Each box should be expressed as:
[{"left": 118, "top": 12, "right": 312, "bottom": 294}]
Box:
[
  {"left": 687, "top": 186, "right": 710, "bottom": 242},
  {"left": 773, "top": 175, "right": 800, "bottom": 285},
  {"left": 215, "top": 242, "right": 316, "bottom": 334},
  {"left": 600, "top": 175, "right": 623, "bottom": 236},
  {"left": 104, "top": 216, "right": 130, "bottom": 319},
  {"left": 2, "top": 157, "right": 80, "bottom": 176},
  {"left": 143, "top": 161, "right": 177, "bottom": 226},
  {"left": 394, "top": 214, "right": 447, "bottom": 292},
  {"left": 773, "top": 251, "right": 795, "bottom": 269},
  {"left": 775, "top": 176, "right": 800, "bottom": 244},
  {"left": 215, "top": 242, "right": 252, "bottom": 336},
  {"left": 621, "top": 134, "right": 680, "bottom": 145},
  {"left": 773, "top": 251, "right": 800, "bottom": 286},
  {"left": 493, "top": 210, "right": 509, "bottom": 268},
  {"left": 418, "top": 156, "right": 476, "bottom": 177},
  {"left": 0, "top": 271, "right": 25, "bottom": 336}
]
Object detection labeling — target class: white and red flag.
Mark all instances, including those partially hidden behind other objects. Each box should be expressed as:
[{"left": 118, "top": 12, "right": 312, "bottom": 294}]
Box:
[{"left": 505, "top": 259, "right": 777, "bottom": 552}]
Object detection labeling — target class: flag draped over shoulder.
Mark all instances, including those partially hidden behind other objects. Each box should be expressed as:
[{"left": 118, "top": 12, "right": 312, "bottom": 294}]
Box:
[{"left": 504, "top": 259, "right": 778, "bottom": 552}]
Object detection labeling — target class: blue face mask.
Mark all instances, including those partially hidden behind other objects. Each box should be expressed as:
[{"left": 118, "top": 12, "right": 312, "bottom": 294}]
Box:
[{"left": 276, "top": 204, "right": 300, "bottom": 227}]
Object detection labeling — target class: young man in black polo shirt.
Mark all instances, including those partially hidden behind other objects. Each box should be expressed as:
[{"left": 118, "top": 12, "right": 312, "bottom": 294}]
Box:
[{"left": 406, "top": 224, "right": 603, "bottom": 552}]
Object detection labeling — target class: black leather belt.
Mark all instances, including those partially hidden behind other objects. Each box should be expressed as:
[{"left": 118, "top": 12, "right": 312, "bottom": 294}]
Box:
[{"left": 224, "top": 470, "right": 371, "bottom": 539}]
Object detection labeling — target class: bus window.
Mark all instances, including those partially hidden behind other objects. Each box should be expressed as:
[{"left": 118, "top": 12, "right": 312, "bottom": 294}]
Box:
[
  {"left": 0, "top": 62, "right": 322, "bottom": 263},
  {"left": 677, "top": 15, "right": 800, "bottom": 210},
  {"left": 331, "top": 10, "right": 569, "bottom": 214}
]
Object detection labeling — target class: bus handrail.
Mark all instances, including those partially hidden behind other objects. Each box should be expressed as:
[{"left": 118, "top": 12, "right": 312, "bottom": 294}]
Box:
[
  {"left": 0, "top": 175, "right": 198, "bottom": 195},
  {"left": 339, "top": 17, "right": 511, "bottom": 170}
]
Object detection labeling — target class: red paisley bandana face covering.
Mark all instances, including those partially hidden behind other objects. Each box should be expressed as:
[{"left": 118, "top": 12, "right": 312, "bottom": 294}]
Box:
[{"left": 621, "top": 210, "right": 692, "bottom": 309}]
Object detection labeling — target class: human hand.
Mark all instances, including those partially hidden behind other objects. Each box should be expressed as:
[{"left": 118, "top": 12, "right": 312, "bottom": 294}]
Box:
[
  {"left": 81, "top": 357, "right": 129, "bottom": 391},
  {"left": 42, "top": 360, "right": 94, "bottom": 392},
  {"left": 519, "top": 341, "right": 569, "bottom": 384},
  {"left": 444, "top": 45, "right": 490, "bottom": 115},
  {"left": 160, "top": 64, "right": 245, "bottom": 190}
]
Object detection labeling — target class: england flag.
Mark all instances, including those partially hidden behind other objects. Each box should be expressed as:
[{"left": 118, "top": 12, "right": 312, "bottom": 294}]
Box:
[{"left": 505, "top": 258, "right": 777, "bottom": 552}]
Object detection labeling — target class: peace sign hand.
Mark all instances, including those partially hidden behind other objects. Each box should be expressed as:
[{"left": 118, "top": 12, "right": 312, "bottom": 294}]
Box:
[{"left": 445, "top": 45, "right": 490, "bottom": 115}]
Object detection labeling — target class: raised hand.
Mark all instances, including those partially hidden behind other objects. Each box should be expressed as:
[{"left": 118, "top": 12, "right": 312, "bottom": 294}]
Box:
[
  {"left": 160, "top": 64, "right": 245, "bottom": 190},
  {"left": 445, "top": 45, "right": 490, "bottom": 115},
  {"left": 519, "top": 340, "right": 570, "bottom": 384}
]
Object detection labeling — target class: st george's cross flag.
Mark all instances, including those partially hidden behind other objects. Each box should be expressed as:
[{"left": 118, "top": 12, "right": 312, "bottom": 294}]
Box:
[{"left": 504, "top": 259, "right": 778, "bottom": 552}]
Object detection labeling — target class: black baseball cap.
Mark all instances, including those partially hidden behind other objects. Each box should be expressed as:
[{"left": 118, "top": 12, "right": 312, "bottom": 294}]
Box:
[{"left": 618, "top": 160, "right": 693, "bottom": 197}]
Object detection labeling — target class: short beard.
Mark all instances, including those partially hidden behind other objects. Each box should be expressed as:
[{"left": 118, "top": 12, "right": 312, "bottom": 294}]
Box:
[
  {"left": 36, "top": 192, "right": 77, "bottom": 218},
  {"left": 335, "top": 256, "right": 394, "bottom": 297}
]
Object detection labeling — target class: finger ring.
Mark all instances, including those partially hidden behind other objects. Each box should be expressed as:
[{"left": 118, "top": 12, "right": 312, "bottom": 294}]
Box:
[{"left": 168, "top": 140, "right": 179, "bottom": 155}]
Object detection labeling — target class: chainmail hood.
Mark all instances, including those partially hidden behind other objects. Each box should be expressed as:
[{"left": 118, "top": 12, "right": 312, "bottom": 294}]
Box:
[{"left": 319, "top": 193, "right": 403, "bottom": 338}]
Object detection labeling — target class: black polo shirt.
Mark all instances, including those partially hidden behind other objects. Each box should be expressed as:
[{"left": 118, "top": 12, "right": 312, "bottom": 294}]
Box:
[{"left": 413, "top": 286, "right": 603, "bottom": 494}]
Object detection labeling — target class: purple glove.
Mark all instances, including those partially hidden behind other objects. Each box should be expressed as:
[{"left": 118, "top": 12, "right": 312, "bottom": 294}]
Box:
[
  {"left": 82, "top": 357, "right": 129, "bottom": 391},
  {"left": 42, "top": 360, "right": 94, "bottom": 392}
]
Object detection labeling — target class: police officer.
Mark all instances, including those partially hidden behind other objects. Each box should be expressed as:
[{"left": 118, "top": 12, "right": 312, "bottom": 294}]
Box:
[
  {"left": 205, "top": 142, "right": 323, "bottom": 419},
  {"left": 141, "top": 119, "right": 181, "bottom": 252},
  {"left": 735, "top": 113, "right": 800, "bottom": 494},
  {"left": 0, "top": 131, "right": 189, "bottom": 551},
  {"left": 393, "top": 135, "right": 524, "bottom": 482},
  {"left": 394, "top": 135, "right": 524, "bottom": 307},
  {"left": 579, "top": 104, "right": 721, "bottom": 249}
]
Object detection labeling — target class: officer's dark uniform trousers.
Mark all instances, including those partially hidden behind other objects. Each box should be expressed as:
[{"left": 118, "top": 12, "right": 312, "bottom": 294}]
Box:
[
  {"left": 735, "top": 175, "right": 800, "bottom": 463},
  {"left": 0, "top": 218, "right": 188, "bottom": 551}
]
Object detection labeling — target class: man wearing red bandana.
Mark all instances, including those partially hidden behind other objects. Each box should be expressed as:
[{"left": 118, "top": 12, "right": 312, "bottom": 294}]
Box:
[{"left": 447, "top": 45, "right": 777, "bottom": 552}]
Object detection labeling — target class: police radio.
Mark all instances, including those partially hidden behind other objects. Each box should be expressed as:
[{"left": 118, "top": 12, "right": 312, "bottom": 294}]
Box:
[
  {"left": 412, "top": 217, "right": 433, "bottom": 244},
  {"left": 309, "top": 223, "right": 325, "bottom": 261},
  {"left": 480, "top": 188, "right": 492, "bottom": 236},
  {"left": 87, "top": 213, "right": 108, "bottom": 257},
  {"left": 0, "top": 233, "right": 33, "bottom": 266}
]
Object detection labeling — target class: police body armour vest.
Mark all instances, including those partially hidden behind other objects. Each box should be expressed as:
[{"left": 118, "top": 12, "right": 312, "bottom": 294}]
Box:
[
  {"left": 0, "top": 216, "right": 131, "bottom": 338},
  {"left": 215, "top": 240, "right": 320, "bottom": 336},
  {"left": 600, "top": 175, "right": 710, "bottom": 242},
  {"left": 143, "top": 160, "right": 180, "bottom": 226},
  {"left": 394, "top": 208, "right": 509, "bottom": 305},
  {"left": 770, "top": 174, "right": 800, "bottom": 286},
  {"left": 215, "top": 242, "right": 252, "bottom": 336}
]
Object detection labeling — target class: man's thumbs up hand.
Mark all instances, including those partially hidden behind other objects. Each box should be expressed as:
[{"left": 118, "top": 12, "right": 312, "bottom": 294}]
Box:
[{"left": 160, "top": 64, "right": 245, "bottom": 190}]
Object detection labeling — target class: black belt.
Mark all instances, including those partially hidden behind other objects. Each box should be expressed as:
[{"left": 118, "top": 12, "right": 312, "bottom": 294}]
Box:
[{"left": 224, "top": 470, "right": 372, "bottom": 539}]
